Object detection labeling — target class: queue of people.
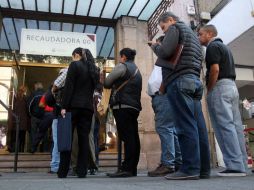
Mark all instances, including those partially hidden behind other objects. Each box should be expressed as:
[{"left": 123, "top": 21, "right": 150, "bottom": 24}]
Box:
[{"left": 7, "top": 10, "right": 251, "bottom": 180}]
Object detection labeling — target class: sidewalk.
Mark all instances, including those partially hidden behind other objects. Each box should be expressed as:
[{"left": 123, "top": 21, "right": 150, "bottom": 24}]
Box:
[{"left": 0, "top": 169, "right": 253, "bottom": 190}]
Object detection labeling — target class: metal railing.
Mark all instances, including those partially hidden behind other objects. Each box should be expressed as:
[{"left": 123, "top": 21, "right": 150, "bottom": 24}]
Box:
[{"left": 0, "top": 99, "right": 20, "bottom": 172}]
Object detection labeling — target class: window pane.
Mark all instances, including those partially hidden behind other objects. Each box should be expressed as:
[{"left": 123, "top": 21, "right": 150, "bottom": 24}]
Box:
[
  {"left": 62, "top": 23, "right": 73, "bottom": 32},
  {"left": 95, "top": 27, "right": 108, "bottom": 56},
  {"left": 101, "top": 0, "right": 121, "bottom": 18},
  {"left": 3, "top": 18, "right": 19, "bottom": 50},
  {"left": 89, "top": 0, "right": 106, "bottom": 17},
  {"left": 84, "top": 25, "right": 96, "bottom": 34},
  {"left": 50, "top": 22, "right": 61, "bottom": 31},
  {"left": 23, "top": 0, "right": 36, "bottom": 10},
  {"left": 9, "top": 0, "right": 22, "bottom": 9},
  {"left": 64, "top": 0, "right": 77, "bottom": 14},
  {"left": 39, "top": 21, "right": 49, "bottom": 30},
  {"left": 100, "top": 28, "right": 114, "bottom": 57},
  {"left": 14, "top": 19, "right": 26, "bottom": 44},
  {"left": 76, "top": 0, "right": 91, "bottom": 16},
  {"left": 27, "top": 20, "right": 38, "bottom": 29},
  {"left": 51, "top": 0, "right": 63, "bottom": 13},
  {"left": 37, "top": 0, "right": 49, "bottom": 12},
  {"left": 0, "top": 30, "right": 9, "bottom": 49},
  {"left": 138, "top": 0, "right": 161, "bottom": 20},
  {"left": 113, "top": 0, "right": 135, "bottom": 19},
  {"left": 109, "top": 46, "right": 114, "bottom": 58},
  {"left": 73, "top": 24, "right": 85, "bottom": 33},
  {"left": 0, "top": 0, "right": 9, "bottom": 8},
  {"left": 128, "top": 0, "right": 148, "bottom": 17}
]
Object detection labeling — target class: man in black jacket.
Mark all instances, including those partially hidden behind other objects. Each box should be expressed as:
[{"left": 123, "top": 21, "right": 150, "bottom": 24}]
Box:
[{"left": 149, "top": 12, "right": 210, "bottom": 180}]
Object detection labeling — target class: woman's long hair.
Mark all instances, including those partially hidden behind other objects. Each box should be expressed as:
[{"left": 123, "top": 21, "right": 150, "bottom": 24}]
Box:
[
  {"left": 72, "top": 47, "right": 101, "bottom": 91},
  {"left": 72, "top": 47, "right": 95, "bottom": 65}
]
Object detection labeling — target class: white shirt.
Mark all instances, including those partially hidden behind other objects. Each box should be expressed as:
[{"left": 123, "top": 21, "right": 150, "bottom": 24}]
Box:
[{"left": 147, "top": 65, "right": 162, "bottom": 96}]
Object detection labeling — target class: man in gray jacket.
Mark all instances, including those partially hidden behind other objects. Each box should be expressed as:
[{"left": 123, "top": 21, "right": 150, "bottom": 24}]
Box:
[{"left": 149, "top": 12, "right": 210, "bottom": 180}]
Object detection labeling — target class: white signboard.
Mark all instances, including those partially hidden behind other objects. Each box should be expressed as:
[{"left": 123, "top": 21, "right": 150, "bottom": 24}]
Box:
[{"left": 20, "top": 29, "right": 97, "bottom": 57}]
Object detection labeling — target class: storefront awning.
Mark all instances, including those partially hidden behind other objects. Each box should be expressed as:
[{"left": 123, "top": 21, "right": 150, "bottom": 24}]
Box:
[{"left": 0, "top": 0, "right": 164, "bottom": 59}]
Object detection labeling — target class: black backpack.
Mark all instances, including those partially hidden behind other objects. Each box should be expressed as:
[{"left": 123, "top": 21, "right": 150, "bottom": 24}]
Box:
[{"left": 28, "top": 95, "right": 45, "bottom": 119}]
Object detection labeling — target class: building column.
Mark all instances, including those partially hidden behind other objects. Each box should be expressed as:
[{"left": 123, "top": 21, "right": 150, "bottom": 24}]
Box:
[
  {"left": 115, "top": 16, "right": 161, "bottom": 170},
  {"left": 0, "top": 10, "right": 3, "bottom": 38}
]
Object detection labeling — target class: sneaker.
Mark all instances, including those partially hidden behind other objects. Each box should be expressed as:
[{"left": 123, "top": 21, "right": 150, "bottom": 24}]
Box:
[
  {"left": 148, "top": 164, "right": 175, "bottom": 177},
  {"left": 165, "top": 171, "right": 199, "bottom": 180},
  {"left": 217, "top": 170, "right": 246, "bottom": 177}
]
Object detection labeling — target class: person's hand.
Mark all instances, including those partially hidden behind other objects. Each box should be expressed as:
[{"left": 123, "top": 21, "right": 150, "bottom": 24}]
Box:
[
  {"left": 148, "top": 41, "right": 157, "bottom": 46},
  {"left": 61, "top": 109, "right": 66, "bottom": 118}
]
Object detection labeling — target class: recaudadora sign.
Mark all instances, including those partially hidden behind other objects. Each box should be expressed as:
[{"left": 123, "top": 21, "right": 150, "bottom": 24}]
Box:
[{"left": 20, "top": 29, "right": 97, "bottom": 57}]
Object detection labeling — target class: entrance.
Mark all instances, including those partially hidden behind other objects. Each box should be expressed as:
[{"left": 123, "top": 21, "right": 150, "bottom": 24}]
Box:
[
  {"left": 1, "top": 63, "right": 117, "bottom": 154},
  {"left": 6, "top": 64, "right": 64, "bottom": 153}
]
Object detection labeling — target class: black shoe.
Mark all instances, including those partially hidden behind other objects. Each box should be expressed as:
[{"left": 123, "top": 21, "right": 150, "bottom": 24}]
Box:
[
  {"left": 108, "top": 171, "right": 133, "bottom": 178},
  {"left": 165, "top": 171, "right": 199, "bottom": 180},
  {"left": 89, "top": 169, "right": 97, "bottom": 175},
  {"left": 29, "top": 146, "right": 36, "bottom": 154},
  {"left": 57, "top": 174, "right": 67, "bottom": 178},
  {"left": 77, "top": 174, "right": 87, "bottom": 178},
  {"left": 175, "top": 164, "right": 182, "bottom": 172},
  {"left": 48, "top": 170, "right": 57, "bottom": 174},
  {"left": 200, "top": 174, "right": 210, "bottom": 179},
  {"left": 217, "top": 170, "right": 246, "bottom": 177}
]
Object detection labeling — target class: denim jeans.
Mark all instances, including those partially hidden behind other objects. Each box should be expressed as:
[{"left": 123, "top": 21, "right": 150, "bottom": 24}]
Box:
[
  {"left": 50, "top": 119, "right": 60, "bottom": 172},
  {"left": 151, "top": 94, "right": 182, "bottom": 167},
  {"left": 207, "top": 79, "right": 248, "bottom": 172},
  {"left": 166, "top": 74, "right": 211, "bottom": 175}
]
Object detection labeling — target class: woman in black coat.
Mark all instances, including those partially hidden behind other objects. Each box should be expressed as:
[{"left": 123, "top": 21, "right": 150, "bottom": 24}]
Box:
[{"left": 58, "top": 47, "right": 100, "bottom": 178}]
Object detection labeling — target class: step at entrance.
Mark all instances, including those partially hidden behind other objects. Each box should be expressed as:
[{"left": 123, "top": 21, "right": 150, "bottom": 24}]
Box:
[{"left": 0, "top": 152, "right": 119, "bottom": 172}]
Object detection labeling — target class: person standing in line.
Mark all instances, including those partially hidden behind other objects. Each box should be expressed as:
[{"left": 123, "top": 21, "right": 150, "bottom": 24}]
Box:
[
  {"left": 28, "top": 82, "right": 44, "bottom": 152},
  {"left": 12, "top": 86, "right": 29, "bottom": 152},
  {"left": 148, "top": 12, "right": 211, "bottom": 180},
  {"left": 58, "top": 48, "right": 100, "bottom": 178},
  {"left": 48, "top": 67, "right": 68, "bottom": 174},
  {"left": 104, "top": 48, "right": 142, "bottom": 178},
  {"left": 147, "top": 40, "right": 182, "bottom": 176},
  {"left": 198, "top": 24, "right": 248, "bottom": 177}
]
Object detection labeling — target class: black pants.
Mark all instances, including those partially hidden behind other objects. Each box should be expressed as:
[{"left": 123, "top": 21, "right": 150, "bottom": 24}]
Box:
[
  {"left": 10, "top": 130, "right": 26, "bottom": 152},
  {"left": 113, "top": 108, "right": 140, "bottom": 174},
  {"left": 58, "top": 108, "right": 93, "bottom": 178},
  {"left": 32, "top": 112, "right": 54, "bottom": 151}
]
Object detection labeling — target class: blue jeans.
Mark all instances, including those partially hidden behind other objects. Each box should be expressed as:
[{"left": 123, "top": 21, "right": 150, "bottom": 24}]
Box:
[
  {"left": 152, "top": 94, "right": 182, "bottom": 167},
  {"left": 50, "top": 119, "right": 60, "bottom": 172},
  {"left": 207, "top": 79, "right": 248, "bottom": 172},
  {"left": 166, "top": 74, "right": 211, "bottom": 175}
]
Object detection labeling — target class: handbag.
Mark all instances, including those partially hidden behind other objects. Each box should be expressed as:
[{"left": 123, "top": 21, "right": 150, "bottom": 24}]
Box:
[
  {"left": 168, "top": 44, "right": 184, "bottom": 67},
  {"left": 57, "top": 112, "right": 72, "bottom": 152},
  {"left": 109, "top": 68, "right": 139, "bottom": 107}
]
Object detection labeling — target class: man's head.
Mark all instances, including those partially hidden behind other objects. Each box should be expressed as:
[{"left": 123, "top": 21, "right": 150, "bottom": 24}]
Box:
[
  {"left": 158, "top": 12, "right": 179, "bottom": 33},
  {"left": 34, "top": 82, "right": 43, "bottom": 90},
  {"left": 198, "top": 25, "right": 218, "bottom": 46}
]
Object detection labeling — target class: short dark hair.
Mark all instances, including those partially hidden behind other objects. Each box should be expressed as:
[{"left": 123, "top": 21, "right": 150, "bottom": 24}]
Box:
[
  {"left": 120, "top": 48, "right": 136, "bottom": 61},
  {"left": 200, "top": 25, "right": 218, "bottom": 37},
  {"left": 158, "top": 11, "right": 179, "bottom": 23}
]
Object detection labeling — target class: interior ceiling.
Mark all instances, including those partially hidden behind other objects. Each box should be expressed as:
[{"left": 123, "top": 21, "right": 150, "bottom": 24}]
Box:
[
  {"left": 229, "top": 26, "right": 254, "bottom": 67},
  {"left": 24, "top": 66, "right": 60, "bottom": 93}
]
